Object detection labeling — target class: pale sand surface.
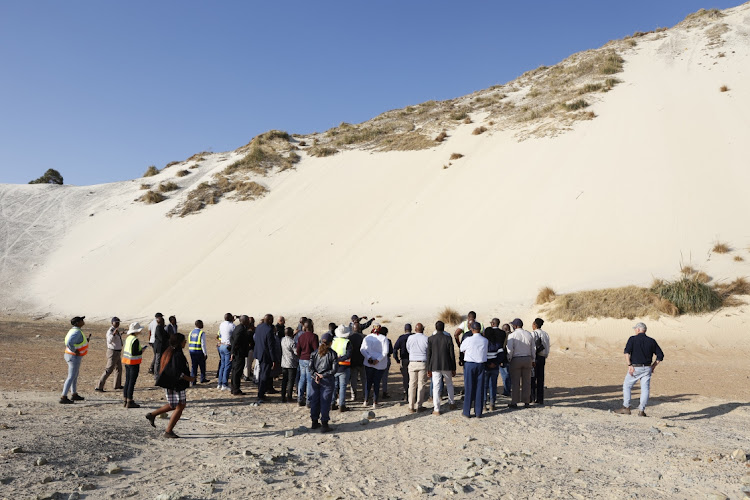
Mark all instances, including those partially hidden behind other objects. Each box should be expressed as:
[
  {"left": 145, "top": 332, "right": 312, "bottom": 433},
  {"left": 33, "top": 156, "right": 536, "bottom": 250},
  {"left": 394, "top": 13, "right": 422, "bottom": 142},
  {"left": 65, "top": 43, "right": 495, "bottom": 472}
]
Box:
[{"left": 1, "top": 320, "right": 749, "bottom": 499}]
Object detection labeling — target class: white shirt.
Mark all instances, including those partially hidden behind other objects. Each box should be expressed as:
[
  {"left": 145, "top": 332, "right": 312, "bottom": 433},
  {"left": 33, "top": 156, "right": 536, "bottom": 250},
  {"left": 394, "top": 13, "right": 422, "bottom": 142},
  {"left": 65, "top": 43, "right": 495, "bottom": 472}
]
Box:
[
  {"left": 361, "top": 333, "right": 389, "bottom": 370},
  {"left": 406, "top": 333, "right": 429, "bottom": 361},
  {"left": 533, "top": 328, "right": 550, "bottom": 357},
  {"left": 219, "top": 321, "right": 235, "bottom": 345},
  {"left": 106, "top": 326, "right": 122, "bottom": 350},
  {"left": 459, "top": 333, "right": 488, "bottom": 363},
  {"left": 507, "top": 328, "right": 536, "bottom": 362},
  {"left": 148, "top": 319, "right": 158, "bottom": 344}
]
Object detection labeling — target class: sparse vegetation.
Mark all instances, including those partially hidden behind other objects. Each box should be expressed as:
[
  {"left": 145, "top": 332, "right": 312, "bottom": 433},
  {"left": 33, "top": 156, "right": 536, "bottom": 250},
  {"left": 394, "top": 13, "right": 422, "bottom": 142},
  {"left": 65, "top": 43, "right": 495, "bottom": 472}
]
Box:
[
  {"left": 604, "top": 78, "right": 621, "bottom": 90},
  {"left": 298, "top": 141, "right": 307, "bottom": 147},
  {"left": 600, "top": 52, "right": 624, "bottom": 75},
  {"left": 139, "top": 190, "right": 166, "bottom": 204},
  {"left": 158, "top": 182, "right": 179, "bottom": 193},
  {"left": 164, "top": 161, "right": 180, "bottom": 169},
  {"left": 438, "top": 307, "right": 462, "bottom": 325},
  {"left": 175, "top": 169, "right": 190, "bottom": 177},
  {"left": 472, "top": 126, "right": 487, "bottom": 135},
  {"left": 545, "top": 286, "right": 678, "bottom": 321},
  {"left": 143, "top": 166, "right": 159, "bottom": 177},
  {"left": 734, "top": 255, "right": 744, "bottom": 262},
  {"left": 581, "top": 83, "right": 603, "bottom": 93},
  {"left": 536, "top": 286, "right": 557, "bottom": 305},
  {"left": 450, "top": 110, "right": 469, "bottom": 121},
  {"left": 434, "top": 131, "right": 447, "bottom": 142},
  {"left": 169, "top": 177, "right": 269, "bottom": 217},
  {"left": 714, "top": 277, "right": 750, "bottom": 299},
  {"left": 652, "top": 276, "right": 722, "bottom": 314},
  {"left": 139, "top": 183, "right": 151, "bottom": 190},
  {"left": 561, "top": 99, "right": 589, "bottom": 111},
  {"left": 308, "top": 146, "right": 338, "bottom": 158},
  {"left": 712, "top": 242, "right": 731, "bottom": 254},
  {"left": 720, "top": 85, "right": 729, "bottom": 92},
  {"left": 449, "top": 153, "right": 464, "bottom": 160},
  {"left": 463, "top": 117, "right": 473, "bottom": 124},
  {"left": 29, "top": 168, "right": 63, "bottom": 185}
]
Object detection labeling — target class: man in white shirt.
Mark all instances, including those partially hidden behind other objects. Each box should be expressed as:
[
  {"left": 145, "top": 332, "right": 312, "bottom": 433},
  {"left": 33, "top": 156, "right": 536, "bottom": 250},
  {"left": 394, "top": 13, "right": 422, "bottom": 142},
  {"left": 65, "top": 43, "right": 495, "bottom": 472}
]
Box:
[
  {"left": 531, "top": 318, "right": 550, "bottom": 405},
  {"left": 459, "top": 322, "right": 488, "bottom": 418},
  {"left": 405, "top": 323, "right": 429, "bottom": 412},
  {"left": 147, "top": 312, "right": 163, "bottom": 374},
  {"left": 217, "top": 313, "right": 235, "bottom": 390},
  {"left": 361, "top": 326, "right": 390, "bottom": 408},
  {"left": 506, "top": 318, "right": 536, "bottom": 408}
]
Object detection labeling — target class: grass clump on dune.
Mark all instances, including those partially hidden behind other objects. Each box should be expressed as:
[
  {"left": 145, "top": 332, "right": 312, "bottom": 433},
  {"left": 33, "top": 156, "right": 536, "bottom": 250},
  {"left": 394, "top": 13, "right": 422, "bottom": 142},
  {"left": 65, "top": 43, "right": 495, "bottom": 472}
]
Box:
[
  {"left": 308, "top": 146, "right": 338, "bottom": 157},
  {"left": 169, "top": 177, "right": 269, "bottom": 217},
  {"left": 561, "top": 99, "right": 589, "bottom": 111},
  {"left": 472, "top": 126, "right": 488, "bottom": 135},
  {"left": 158, "top": 182, "right": 179, "bottom": 193},
  {"left": 139, "top": 190, "right": 166, "bottom": 204},
  {"left": 712, "top": 242, "right": 731, "bottom": 254},
  {"left": 536, "top": 286, "right": 557, "bottom": 305},
  {"left": 139, "top": 183, "right": 151, "bottom": 190},
  {"left": 143, "top": 165, "right": 159, "bottom": 178},
  {"left": 449, "top": 153, "right": 463, "bottom": 160},
  {"left": 434, "top": 131, "right": 448, "bottom": 142},
  {"left": 175, "top": 169, "right": 190, "bottom": 177},
  {"left": 545, "top": 286, "right": 679, "bottom": 321},
  {"left": 720, "top": 85, "right": 729, "bottom": 92},
  {"left": 652, "top": 277, "right": 722, "bottom": 314},
  {"left": 438, "top": 307, "right": 462, "bottom": 326}
]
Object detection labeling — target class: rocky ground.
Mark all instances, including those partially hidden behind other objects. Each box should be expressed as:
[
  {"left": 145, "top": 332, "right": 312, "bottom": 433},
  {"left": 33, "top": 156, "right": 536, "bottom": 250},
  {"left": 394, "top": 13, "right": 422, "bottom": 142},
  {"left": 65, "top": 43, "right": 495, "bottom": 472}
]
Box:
[{"left": 1, "top": 320, "right": 749, "bottom": 499}]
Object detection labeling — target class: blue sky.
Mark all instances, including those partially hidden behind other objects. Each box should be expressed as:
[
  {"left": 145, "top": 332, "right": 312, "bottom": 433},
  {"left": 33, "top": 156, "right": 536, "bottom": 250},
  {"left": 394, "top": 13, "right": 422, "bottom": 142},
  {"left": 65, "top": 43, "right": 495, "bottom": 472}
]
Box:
[{"left": 0, "top": 1, "right": 740, "bottom": 185}]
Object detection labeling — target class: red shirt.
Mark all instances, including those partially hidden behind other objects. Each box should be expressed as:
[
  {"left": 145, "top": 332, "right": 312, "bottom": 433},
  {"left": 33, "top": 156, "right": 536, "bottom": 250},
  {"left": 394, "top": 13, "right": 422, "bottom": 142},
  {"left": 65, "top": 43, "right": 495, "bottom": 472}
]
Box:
[{"left": 297, "top": 331, "right": 319, "bottom": 361}]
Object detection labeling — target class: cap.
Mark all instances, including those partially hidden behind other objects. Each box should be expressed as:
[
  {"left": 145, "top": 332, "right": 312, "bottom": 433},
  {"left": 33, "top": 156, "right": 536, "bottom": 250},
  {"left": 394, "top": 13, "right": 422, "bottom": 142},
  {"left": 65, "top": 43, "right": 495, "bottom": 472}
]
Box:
[
  {"left": 351, "top": 315, "right": 359, "bottom": 321},
  {"left": 534, "top": 318, "right": 544, "bottom": 327},
  {"left": 155, "top": 312, "right": 163, "bottom": 318},
  {"left": 404, "top": 323, "right": 412, "bottom": 332},
  {"left": 111, "top": 316, "right": 120, "bottom": 323},
  {"left": 633, "top": 322, "right": 647, "bottom": 331},
  {"left": 511, "top": 318, "right": 523, "bottom": 328},
  {"left": 471, "top": 321, "right": 481, "bottom": 331},
  {"left": 70, "top": 316, "right": 85, "bottom": 325},
  {"left": 321, "top": 332, "right": 333, "bottom": 344}
]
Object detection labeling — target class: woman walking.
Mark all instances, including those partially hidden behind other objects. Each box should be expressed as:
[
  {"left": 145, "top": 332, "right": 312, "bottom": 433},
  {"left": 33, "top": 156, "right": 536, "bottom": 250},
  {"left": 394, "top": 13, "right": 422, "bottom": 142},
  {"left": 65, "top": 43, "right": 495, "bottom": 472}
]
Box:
[
  {"left": 309, "top": 332, "right": 338, "bottom": 432},
  {"left": 122, "top": 322, "right": 148, "bottom": 408},
  {"left": 146, "top": 333, "right": 195, "bottom": 438}
]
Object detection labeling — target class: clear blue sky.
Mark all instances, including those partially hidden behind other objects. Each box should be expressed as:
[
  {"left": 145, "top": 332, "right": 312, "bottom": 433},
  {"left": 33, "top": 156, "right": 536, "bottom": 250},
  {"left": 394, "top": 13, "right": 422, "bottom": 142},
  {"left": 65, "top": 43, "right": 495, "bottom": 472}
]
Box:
[{"left": 0, "top": 1, "right": 739, "bottom": 185}]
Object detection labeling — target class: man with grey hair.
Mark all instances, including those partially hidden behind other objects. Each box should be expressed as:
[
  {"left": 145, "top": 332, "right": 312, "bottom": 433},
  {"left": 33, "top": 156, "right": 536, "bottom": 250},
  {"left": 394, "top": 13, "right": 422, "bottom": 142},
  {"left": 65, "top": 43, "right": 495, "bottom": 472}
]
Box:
[
  {"left": 615, "top": 322, "right": 664, "bottom": 417},
  {"left": 506, "top": 318, "right": 535, "bottom": 408}
]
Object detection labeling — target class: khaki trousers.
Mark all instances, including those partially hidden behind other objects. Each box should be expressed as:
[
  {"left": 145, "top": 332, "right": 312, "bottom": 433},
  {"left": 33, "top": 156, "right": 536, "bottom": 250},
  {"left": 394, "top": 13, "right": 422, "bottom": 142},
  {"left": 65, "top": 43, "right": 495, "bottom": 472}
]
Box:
[
  {"left": 408, "top": 361, "right": 428, "bottom": 410},
  {"left": 510, "top": 356, "right": 533, "bottom": 404},
  {"left": 97, "top": 349, "right": 122, "bottom": 390}
]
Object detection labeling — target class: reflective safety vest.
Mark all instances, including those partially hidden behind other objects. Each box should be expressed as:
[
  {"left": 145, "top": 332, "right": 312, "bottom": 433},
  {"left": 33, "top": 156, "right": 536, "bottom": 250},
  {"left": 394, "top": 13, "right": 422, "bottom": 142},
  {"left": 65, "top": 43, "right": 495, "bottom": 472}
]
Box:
[
  {"left": 331, "top": 337, "right": 350, "bottom": 366},
  {"left": 189, "top": 328, "right": 205, "bottom": 352},
  {"left": 64, "top": 327, "right": 88, "bottom": 356},
  {"left": 122, "top": 335, "right": 142, "bottom": 365}
]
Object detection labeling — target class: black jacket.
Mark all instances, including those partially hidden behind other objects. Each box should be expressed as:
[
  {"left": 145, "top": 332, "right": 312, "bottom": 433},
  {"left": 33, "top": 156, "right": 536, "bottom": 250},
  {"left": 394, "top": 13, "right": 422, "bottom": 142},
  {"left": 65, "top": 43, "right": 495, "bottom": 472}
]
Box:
[
  {"left": 254, "top": 323, "right": 280, "bottom": 364},
  {"left": 231, "top": 324, "right": 252, "bottom": 358},
  {"left": 348, "top": 332, "right": 365, "bottom": 367},
  {"left": 153, "top": 324, "right": 169, "bottom": 354},
  {"left": 156, "top": 347, "right": 190, "bottom": 391},
  {"left": 427, "top": 332, "right": 457, "bottom": 372}
]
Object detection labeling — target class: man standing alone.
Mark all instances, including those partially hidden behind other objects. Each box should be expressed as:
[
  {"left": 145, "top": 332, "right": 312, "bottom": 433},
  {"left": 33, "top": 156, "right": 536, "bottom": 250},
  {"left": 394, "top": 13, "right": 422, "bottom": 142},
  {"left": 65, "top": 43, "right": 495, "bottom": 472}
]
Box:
[
  {"left": 615, "top": 322, "right": 664, "bottom": 417},
  {"left": 95, "top": 316, "right": 123, "bottom": 392}
]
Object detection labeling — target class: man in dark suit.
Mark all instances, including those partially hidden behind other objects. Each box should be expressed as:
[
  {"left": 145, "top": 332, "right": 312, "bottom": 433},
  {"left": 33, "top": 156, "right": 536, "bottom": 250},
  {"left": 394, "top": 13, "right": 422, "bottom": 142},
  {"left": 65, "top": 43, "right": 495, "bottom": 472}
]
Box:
[
  {"left": 230, "top": 315, "right": 252, "bottom": 395},
  {"left": 254, "top": 314, "right": 280, "bottom": 402},
  {"left": 427, "top": 320, "right": 457, "bottom": 415},
  {"left": 152, "top": 316, "right": 169, "bottom": 380}
]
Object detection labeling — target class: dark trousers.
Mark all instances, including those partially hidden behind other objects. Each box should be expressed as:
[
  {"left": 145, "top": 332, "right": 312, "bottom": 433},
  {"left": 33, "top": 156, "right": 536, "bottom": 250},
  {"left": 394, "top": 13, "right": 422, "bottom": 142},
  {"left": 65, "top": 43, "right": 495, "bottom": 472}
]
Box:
[
  {"left": 399, "top": 359, "right": 410, "bottom": 395},
  {"left": 153, "top": 350, "right": 162, "bottom": 381},
  {"left": 282, "top": 367, "right": 297, "bottom": 400},
  {"left": 216, "top": 346, "right": 222, "bottom": 378},
  {"left": 310, "top": 375, "right": 334, "bottom": 423},
  {"left": 123, "top": 364, "right": 139, "bottom": 400},
  {"left": 190, "top": 351, "right": 207, "bottom": 382},
  {"left": 531, "top": 355, "right": 546, "bottom": 403},
  {"left": 231, "top": 355, "right": 245, "bottom": 393},
  {"left": 257, "top": 361, "right": 273, "bottom": 398},
  {"left": 364, "top": 366, "right": 384, "bottom": 403},
  {"left": 463, "top": 362, "right": 486, "bottom": 418}
]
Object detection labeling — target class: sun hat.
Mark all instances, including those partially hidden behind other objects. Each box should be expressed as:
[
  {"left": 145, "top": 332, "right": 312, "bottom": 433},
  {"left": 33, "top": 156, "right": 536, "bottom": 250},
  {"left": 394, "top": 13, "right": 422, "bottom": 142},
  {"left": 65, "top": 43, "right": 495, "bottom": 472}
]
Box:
[
  {"left": 127, "top": 322, "right": 144, "bottom": 334},
  {"left": 335, "top": 325, "right": 351, "bottom": 338}
]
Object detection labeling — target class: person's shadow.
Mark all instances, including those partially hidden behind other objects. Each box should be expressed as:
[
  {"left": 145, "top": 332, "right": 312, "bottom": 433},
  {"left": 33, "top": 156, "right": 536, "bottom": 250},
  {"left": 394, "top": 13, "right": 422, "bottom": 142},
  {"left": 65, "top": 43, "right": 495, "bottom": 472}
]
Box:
[
  {"left": 546, "top": 385, "right": 696, "bottom": 410},
  {"left": 662, "top": 402, "right": 750, "bottom": 421}
]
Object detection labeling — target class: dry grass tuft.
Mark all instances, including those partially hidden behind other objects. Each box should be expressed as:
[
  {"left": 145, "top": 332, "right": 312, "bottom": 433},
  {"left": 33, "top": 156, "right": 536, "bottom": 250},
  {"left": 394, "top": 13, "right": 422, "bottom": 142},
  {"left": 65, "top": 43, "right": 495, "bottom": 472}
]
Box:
[
  {"left": 472, "top": 126, "right": 487, "bottom": 135},
  {"left": 308, "top": 146, "right": 338, "bottom": 157},
  {"left": 561, "top": 99, "right": 589, "bottom": 111},
  {"left": 143, "top": 165, "right": 159, "bottom": 178},
  {"left": 547, "top": 286, "right": 677, "bottom": 321},
  {"left": 680, "top": 265, "right": 696, "bottom": 275},
  {"left": 169, "top": 177, "right": 269, "bottom": 217},
  {"left": 139, "top": 190, "right": 166, "bottom": 204},
  {"left": 234, "top": 181, "right": 269, "bottom": 201},
  {"left": 714, "top": 277, "right": 750, "bottom": 298},
  {"left": 435, "top": 131, "right": 448, "bottom": 142},
  {"left": 536, "top": 286, "right": 557, "bottom": 304},
  {"left": 298, "top": 140, "right": 307, "bottom": 147},
  {"left": 449, "top": 153, "right": 464, "bottom": 160},
  {"left": 139, "top": 183, "right": 151, "bottom": 190},
  {"left": 438, "top": 307, "right": 462, "bottom": 326},
  {"left": 712, "top": 242, "right": 731, "bottom": 254},
  {"left": 734, "top": 255, "right": 744, "bottom": 262},
  {"left": 175, "top": 169, "right": 190, "bottom": 178},
  {"left": 158, "top": 182, "right": 179, "bottom": 193},
  {"left": 378, "top": 132, "right": 434, "bottom": 152},
  {"left": 164, "top": 161, "right": 180, "bottom": 169},
  {"left": 720, "top": 85, "right": 729, "bottom": 92},
  {"left": 463, "top": 117, "right": 473, "bottom": 124}
]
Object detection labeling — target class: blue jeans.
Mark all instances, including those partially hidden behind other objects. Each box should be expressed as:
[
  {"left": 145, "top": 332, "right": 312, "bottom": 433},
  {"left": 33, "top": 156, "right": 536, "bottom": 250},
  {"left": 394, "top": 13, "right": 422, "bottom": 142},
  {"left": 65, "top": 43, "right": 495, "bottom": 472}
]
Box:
[
  {"left": 623, "top": 366, "right": 652, "bottom": 411},
  {"left": 310, "top": 375, "right": 334, "bottom": 423},
  {"left": 500, "top": 365, "right": 510, "bottom": 396},
  {"left": 463, "top": 362, "right": 486, "bottom": 418},
  {"left": 218, "top": 345, "right": 231, "bottom": 386},
  {"left": 485, "top": 367, "right": 500, "bottom": 406},
  {"left": 62, "top": 353, "right": 82, "bottom": 397},
  {"left": 298, "top": 360, "right": 312, "bottom": 403},
  {"left": 334, "top": 368, "right": 351, "bottom": 407}
]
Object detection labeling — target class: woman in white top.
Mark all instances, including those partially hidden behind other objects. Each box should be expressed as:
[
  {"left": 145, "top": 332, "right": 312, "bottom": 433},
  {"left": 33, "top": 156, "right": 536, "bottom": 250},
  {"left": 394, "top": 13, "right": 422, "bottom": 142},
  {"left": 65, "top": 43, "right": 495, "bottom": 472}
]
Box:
[{"left": 360, "top": 326, "right": 390, "bottom": 408}]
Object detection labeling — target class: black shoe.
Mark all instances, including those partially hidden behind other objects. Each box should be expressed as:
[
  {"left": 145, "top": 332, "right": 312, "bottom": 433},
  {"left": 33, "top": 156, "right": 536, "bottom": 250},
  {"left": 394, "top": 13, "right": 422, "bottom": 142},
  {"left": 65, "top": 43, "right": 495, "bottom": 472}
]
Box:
[
  {"left": 244, "top": 377, "right": 251, "bottom": 382},
  {"left": 311, "top": 421, "right": 321, "bottom": 429},
  {"left": 508, "top": 403, "right": 518, "bottom": 409},
  {"left": 381, "top": 393, "right": 391, "bottom": 399},
  {"left": 71, "top": 393, "right": 85, "bottom": 401},
  {"left": 298, "top": 401, "right": 305, "bottom": 407},
  {"left": 524, "top": 403, "right": 531, "bottom": 408},
  {"left": 281, "top": 397, "right": 287, "bottom": 403},
  {"left": 266, "top": 388, "right": 279, "bottom": 394},
  {"left": 59, "top": 396, "right": 74, "bottom": 404},
  {"left": 200, "top": 379, "right": 210, "bottom": 384},
  {"left": 113, "top": 386, "right": 124, "bottom": 390},
  {"left": 232, "top": 391, "right": 245, "bottom": 396},
  {"left": 94, "top": 387, "right": 104, "bottom": 392},
  {"left": 145, "top": 413, "right": 156, "bottom": 427},
  {"left": 321, "top": 422, "right": 333, "bottom": 433},
  {"left": 126, "top": 401, "right": 140, "bottom": 409},
  {"left": 535, "top": 401, "right": 544, "bottom": 406},
  {"left": 163, "top": 431, "right": 180, "bottom": 439}
]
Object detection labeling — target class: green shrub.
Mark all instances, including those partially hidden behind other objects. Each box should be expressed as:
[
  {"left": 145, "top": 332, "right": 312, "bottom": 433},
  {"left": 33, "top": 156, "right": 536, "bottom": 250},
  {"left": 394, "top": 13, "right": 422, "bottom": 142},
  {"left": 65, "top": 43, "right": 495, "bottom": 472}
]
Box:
[
  {"left": 29, "top": 168, "right": 63, "bottom": 185},
  {"left": 652, "top": 277, "right": 722, "bottom": 314}
]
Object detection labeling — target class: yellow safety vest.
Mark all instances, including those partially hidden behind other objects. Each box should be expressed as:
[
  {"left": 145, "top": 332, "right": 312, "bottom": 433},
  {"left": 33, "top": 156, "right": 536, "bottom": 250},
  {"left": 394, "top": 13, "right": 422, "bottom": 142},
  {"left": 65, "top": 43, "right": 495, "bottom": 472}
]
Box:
[
  {"left": 331, "top": 337, "right": 350, "bottom": 366},
  {"left": 64, "top": 327, "right": 88, "bottom": 356},
  {"left": 189, "top": 329, "right": 204, "bottom": 352},
  {"left": 122, "top": 335, "right": 142, "bottom": 365}
]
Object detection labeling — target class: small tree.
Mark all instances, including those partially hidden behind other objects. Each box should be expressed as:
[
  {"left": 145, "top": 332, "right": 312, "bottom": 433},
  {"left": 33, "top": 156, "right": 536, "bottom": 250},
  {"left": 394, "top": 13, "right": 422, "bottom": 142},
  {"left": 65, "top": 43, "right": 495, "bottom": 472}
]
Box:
[{"left": 29, "top": 169, "right": 64, "bottom": 185}]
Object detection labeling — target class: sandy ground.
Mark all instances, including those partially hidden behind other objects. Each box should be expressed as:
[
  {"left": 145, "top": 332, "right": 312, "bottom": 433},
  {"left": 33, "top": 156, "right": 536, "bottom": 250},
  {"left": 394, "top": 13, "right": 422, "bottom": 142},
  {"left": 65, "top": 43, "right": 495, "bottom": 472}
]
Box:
[{"left": 2, "top": 320, "right": 749, "bottom": 500}]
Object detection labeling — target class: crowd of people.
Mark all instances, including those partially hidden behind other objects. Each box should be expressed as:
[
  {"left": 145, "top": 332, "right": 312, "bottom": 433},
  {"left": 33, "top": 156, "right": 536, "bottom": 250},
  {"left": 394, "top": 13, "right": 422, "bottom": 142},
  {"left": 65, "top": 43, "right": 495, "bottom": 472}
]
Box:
[{"left": 60, "top": 310, "right": 664, "bottom": 437}]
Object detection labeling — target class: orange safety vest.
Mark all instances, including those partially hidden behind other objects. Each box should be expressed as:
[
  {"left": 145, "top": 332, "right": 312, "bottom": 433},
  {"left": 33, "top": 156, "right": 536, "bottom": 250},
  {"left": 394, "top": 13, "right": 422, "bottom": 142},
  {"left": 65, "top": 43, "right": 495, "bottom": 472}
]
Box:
[{"left": 64, "top": 327, "right": 88, "bottom": 356}]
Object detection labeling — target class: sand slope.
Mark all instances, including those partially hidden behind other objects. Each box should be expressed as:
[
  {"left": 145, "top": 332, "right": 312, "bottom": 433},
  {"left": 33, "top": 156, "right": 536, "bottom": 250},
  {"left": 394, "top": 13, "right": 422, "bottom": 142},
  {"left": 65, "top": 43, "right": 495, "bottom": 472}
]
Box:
[{"left": 0, "top": 4, "right": 749, "bottom": 323}]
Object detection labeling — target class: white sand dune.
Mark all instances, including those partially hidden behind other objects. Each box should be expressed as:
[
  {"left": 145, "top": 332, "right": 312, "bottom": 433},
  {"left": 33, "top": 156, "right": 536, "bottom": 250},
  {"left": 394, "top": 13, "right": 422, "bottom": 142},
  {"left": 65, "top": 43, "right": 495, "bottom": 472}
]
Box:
[{"left": 1, "top": 3, "right": 749, "bottom": 328}]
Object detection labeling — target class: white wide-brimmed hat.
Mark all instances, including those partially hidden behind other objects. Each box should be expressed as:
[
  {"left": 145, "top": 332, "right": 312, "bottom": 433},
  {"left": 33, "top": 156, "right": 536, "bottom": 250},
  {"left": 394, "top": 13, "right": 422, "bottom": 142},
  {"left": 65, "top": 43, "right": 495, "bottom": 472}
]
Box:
[
  {"left": 335, "top": 324, "right": 351, "bottom": 338},
  {"left": 127, "top": 322, "right": 144, "bottom": 334}
]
